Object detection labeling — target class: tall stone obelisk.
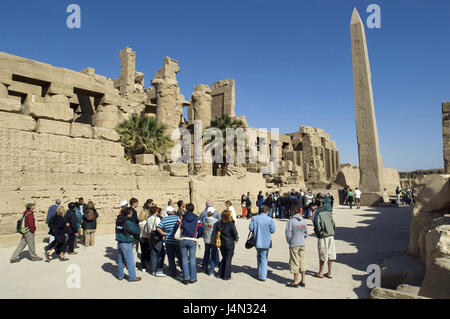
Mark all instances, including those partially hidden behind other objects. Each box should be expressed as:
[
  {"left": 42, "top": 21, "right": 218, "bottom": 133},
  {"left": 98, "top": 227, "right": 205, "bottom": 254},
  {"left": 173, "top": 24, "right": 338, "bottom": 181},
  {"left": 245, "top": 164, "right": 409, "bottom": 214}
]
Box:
[{"left": 350, "top": 8, "right": 384, "bottom": 205}]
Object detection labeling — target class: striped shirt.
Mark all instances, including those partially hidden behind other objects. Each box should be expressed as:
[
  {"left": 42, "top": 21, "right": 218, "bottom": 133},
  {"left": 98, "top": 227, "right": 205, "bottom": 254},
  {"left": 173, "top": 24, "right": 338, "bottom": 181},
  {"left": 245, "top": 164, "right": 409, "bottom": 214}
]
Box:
[{"left": 157, "top": 215, "right": 180, "bottom": 244}]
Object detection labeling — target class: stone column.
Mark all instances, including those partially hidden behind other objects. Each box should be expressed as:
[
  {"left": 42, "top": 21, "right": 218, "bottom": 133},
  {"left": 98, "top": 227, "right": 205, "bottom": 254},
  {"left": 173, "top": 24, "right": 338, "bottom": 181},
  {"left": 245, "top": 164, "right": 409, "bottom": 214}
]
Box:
[
  {"left": 443, "top": 102, "right": 450, "bottom": 173},
  {"left": 192, "top": 84, "right": 212, "bottom": 128},
  {"left": 350, "top": 8, "right": 384, "bottom": 204},
  {"left": 151, "top": 57, "right": 184, "bottom": 134},
  {"left": 119, "top": 48, "right": 136, "bottom": 97}
]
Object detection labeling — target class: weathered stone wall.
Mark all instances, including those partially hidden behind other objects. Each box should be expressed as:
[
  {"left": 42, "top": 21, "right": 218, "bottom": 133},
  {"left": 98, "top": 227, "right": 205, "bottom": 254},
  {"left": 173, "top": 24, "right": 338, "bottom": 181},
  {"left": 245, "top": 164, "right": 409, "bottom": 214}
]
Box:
[
  {"left": 0, "top": 111, "right": 190, "bottom": 236},
  {"left": 335, "top": 164, "right": 400, "bottom": 196},
  {"left": 443, "top": 102, "right": 450, "bottom": 174},
  {"left": 211, "top": 79, "right": 235, "bottom": 120}
]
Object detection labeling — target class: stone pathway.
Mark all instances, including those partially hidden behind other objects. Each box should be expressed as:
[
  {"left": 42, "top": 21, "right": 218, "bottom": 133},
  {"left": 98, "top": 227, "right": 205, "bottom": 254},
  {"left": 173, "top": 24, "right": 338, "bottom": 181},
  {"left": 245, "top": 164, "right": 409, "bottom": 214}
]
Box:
[{"left": 0, "top": 205, "right": 412, "bottom": 299}]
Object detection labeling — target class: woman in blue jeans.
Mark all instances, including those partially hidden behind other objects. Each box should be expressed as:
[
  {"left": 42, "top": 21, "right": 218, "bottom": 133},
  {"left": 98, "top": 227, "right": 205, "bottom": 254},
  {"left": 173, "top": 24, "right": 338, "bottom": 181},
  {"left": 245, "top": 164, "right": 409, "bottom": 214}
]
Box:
[{"left": 177, "top": 203, "right": 204, "bottom": 285}]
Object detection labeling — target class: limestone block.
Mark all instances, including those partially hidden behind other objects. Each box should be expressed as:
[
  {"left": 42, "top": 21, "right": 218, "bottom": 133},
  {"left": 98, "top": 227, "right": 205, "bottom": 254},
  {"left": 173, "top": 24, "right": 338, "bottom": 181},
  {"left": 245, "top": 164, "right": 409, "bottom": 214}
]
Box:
[
  {"left": 36, "top": 119, "right": 70, "bottom": 136},
  {"left": 425, "top": 223, "right": 450, "bottom": 268},
  {"left": 383, "top": 167, "right": 401, "bottom": 195},
  {"left": 0, "top": 83, "right": 8, "bottom": 97},
  {"left": 0, "top": 97, "right": 21, "bottom": 113},
  {"left": 418, "top": 257, "right": 450, "bottom": 299},
  {"left": 335, "top": 165, "right": 360, "bottom": 189},
  {"left": 369, "top": 288, "right": 428, "bottom": 299},
  {"left": 0, "top": 111, "right": 36, "bottom": 131},
  {"left": 169, "top": 163, "right": 188, "bottom": 177},
  {"left": 443, "top": 102, "right": 450, "bottom": 114},
  {"left": 24, "top": 98, "right": 73, "bottom": 122},
  {"left": 414, "top": 174, "right": 450, "bottom": 213},
  {"left": 135, "top": 154, "right": 156, "bottom": 165},
  {"left": 93, "top": 127, "right": 120, "bottom": 142},
  {"left": 70, "top": 122, "right": 93, "bottom": 139},
  {"left": 94, "top": 104, "right": 119, "bottom": 129},
  {"left": 380, "top": 255, "right": 425, "bottom": 289},
  {"left": 409, "top": 207, "right": 445, "bottom": 257}
]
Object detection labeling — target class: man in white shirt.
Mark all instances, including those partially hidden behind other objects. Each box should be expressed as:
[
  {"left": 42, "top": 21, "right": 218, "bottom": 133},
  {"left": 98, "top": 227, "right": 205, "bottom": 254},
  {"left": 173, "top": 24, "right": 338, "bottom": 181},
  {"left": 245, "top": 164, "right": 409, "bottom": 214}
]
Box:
[{"left": 354, "top": 188, "right": 362, "bottom": 209}]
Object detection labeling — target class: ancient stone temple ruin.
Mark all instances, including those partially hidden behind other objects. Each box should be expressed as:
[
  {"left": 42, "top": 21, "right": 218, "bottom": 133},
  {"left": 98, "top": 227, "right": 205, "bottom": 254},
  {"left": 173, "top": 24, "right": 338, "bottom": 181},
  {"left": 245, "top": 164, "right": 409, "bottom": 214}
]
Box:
[{"left": 0, "top": 48, "right": 341, "bottom": 236}]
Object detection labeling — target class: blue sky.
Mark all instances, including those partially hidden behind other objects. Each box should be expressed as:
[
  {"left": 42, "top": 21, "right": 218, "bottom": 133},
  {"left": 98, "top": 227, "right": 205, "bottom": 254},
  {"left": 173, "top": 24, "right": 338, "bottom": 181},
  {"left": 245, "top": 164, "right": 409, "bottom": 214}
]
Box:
[{"left": 0, "top": 0, "right": 449, "bottom": 171}]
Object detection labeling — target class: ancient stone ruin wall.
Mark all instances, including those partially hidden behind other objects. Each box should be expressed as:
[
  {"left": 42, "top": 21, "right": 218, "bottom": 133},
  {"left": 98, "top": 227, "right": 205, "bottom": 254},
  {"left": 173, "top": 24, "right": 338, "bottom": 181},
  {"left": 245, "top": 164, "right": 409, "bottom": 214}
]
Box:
[
  {"left": 443, "top": 102, "right": 450, "bottom": 174},
  {"left": 0, "top": 111, "right": 191, "bottom": 236},
  {"left": 211, "top": 79, "right": 235, "bottom": 120}
]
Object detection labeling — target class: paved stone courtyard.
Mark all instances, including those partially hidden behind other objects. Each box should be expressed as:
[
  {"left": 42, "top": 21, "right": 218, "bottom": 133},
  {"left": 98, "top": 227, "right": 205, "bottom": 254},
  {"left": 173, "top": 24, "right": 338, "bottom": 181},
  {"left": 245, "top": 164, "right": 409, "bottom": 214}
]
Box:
[{"left": 0, "top": 205, "right": 412, "bottom": 299}]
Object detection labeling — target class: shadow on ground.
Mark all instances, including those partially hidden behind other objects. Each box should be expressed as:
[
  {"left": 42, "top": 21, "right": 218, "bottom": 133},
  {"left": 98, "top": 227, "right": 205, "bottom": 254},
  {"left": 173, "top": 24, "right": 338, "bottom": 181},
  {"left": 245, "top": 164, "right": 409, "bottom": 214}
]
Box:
[{"left": 333, "top": 205, "right": 413, "bottom": 298}]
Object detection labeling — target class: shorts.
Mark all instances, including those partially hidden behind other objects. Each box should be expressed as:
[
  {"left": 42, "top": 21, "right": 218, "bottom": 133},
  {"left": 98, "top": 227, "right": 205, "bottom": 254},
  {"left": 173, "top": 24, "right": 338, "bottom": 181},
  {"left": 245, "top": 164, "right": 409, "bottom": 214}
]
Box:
[
  {"left": 355, "top": 198, "right": 360, "bottom": 204},
  {"left": 318, "top": 236, "right": 336, "bottom": 262},
  {"left": 289, "top": 246, "right": 306, "bottom": 273}
]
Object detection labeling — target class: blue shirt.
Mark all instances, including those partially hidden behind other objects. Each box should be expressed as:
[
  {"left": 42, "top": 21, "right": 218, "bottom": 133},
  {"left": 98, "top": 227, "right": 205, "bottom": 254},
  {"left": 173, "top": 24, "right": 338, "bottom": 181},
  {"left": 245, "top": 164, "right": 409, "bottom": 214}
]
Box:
[
  {"left": 249, "top": 213, "right": 276, "bottom": 249},
  {"left": 157, "top": 215, "right": 180, "bottom": 244},
  {"left": 46, "top": 204, "right": 58, "bottom": 225},
  {"left": 199, "top": 208, "right": 221, "bottom": 224}
]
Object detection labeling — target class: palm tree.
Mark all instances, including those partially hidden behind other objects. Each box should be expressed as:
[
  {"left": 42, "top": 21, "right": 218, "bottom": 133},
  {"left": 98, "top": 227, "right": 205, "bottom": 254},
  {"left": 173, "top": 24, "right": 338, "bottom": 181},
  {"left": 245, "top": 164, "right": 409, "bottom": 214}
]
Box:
[
  {"left": 115, "top": 114, "right": 173, "bottom": 163},
  {"left": 206, "top": 114, "right": 246, "bottom": 175}
]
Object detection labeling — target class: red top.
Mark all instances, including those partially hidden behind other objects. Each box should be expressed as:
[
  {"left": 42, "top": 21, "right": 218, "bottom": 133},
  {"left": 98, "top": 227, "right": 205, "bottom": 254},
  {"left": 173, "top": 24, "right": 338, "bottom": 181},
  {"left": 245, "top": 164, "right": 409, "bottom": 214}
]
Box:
[{"left": 23, "top": 210, "right": 36, "bottom": 233}]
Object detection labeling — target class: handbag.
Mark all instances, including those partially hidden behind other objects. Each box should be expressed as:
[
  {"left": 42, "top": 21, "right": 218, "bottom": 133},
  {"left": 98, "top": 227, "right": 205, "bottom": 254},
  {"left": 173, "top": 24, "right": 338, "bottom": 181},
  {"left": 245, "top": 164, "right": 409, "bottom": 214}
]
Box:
[
  {"left": 215, "top": 230, "right": 221, "bottom": 248},
  {"left": 245, "top": 231, "right": 256, "bottom": 249},
  {"left": 174, "top": 222, "right": 182, "bottom": 241}
]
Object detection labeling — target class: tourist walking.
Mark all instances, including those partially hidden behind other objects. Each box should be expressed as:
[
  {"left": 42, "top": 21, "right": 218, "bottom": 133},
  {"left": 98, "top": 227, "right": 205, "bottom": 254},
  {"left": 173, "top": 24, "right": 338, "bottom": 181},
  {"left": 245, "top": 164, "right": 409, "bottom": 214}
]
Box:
[
  {"left": 46, "top": 199, "right": 61, "bottom": 244},
  {"left": 354, "top": 187, "right": 362, "bottom": 209},
  {"left": 285, "top": 207, "right": 308, "bottom": 287},
  {"left": 10, "top": 203, "right": 43, "bottom": 263},
  {"left": 347, "top": 189, "right": 354, "bottom": 209},
  {"left": 147, "top": 206, "right": 166, "bottom": 277},
  {"left": 116, "top": 207, "right": 141, "bottom": 282},
  {"left": 65, "top": 202, "right": 78, "bottom": 255},
  {"left": 138, "top": 209, "right": 151, "bottom": 272},
  {"left": 212, "top": 210, "right": 238, "bottom": 280},
  {"left": 249, "top": 205, "right": 276, "bottom": 281},
  {"left": 176, "top": 203, "right": 204, "bottom": 284},
  {"left": 310, "top": 203, "right": 336, "bottom": 279},
  {"left": 44, "top": 206, "right": 69, "bottom": 262},
  {"left": 157, "top": 207, "right": 183, "bottom": 278},
  {"left": 83, "top": 201, "right": 98, "bottom": 247},
  {"left": 202, "top": 208, "right": 219, "bottom": 276}
]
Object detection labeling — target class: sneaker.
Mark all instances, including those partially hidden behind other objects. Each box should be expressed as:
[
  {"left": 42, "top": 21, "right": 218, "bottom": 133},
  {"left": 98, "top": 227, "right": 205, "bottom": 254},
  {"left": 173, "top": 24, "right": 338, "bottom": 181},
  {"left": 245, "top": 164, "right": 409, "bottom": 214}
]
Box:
[
  {"left": 10, "top": 258, "right": 20, "bottom": 264},
  {"left": 31, "top": 257, "right": 43, "bottom": 261},
  {"left": 189, "top": 279, "right": 197, "bottom": 284},
  {"left": 129, "top": 277, "right": 142, "bottom": 282},
  {"left": 155, "top": 273, "right": 166, "bottom": 277},
  {"left": 299, "top": 282, "right": 306, "bottom": 287},
  {"left": 181, "top": 279, "right": 189, "bottom": 285}
]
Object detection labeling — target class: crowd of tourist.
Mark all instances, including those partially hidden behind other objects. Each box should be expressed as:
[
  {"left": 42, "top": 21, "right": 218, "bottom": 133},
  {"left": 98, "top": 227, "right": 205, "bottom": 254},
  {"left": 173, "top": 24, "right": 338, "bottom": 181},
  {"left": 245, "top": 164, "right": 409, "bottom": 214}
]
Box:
[
  {"left": 10, "top": 197, "right": 99, "bottom": 263},
  {"left": 9, "top": 190, "right": 337, "bottom": 289}
]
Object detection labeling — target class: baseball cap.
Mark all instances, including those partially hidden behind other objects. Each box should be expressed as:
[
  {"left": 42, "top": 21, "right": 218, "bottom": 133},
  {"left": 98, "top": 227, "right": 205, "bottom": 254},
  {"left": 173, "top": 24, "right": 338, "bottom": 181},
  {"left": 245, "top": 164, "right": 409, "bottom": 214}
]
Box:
[{"left": 120, "top": 200, "right": 128, "bottom": 207}]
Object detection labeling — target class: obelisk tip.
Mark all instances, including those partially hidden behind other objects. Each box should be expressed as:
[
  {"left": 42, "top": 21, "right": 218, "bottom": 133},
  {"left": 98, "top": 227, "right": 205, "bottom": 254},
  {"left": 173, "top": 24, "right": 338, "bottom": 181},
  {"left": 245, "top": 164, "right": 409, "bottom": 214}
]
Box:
[{"left": 350, "top": 7, "right": 362, "bottom": 25}]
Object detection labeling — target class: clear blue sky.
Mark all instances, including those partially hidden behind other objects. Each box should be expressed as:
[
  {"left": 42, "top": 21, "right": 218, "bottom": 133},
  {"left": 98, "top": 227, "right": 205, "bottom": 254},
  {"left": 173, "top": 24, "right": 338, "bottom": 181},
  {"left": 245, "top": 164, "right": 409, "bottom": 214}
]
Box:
[{"left": 0, "top": 0, "right": 449, "bottom": 171}]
